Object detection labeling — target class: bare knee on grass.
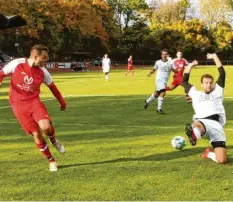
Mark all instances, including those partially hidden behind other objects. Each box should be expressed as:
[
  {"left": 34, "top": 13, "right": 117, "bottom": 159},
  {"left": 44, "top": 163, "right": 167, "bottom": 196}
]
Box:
[{"left": 214, "top": 147, "right": 227, "bottom": 164}]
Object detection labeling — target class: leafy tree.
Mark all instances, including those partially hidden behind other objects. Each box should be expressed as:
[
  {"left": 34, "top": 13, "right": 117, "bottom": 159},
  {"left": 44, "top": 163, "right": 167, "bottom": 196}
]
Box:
[
  {"left": 211, "top": 20, "right": 233, "bottom": 51},
  {"left": 0, "top": 0, "right": 118, "bottom": 57},
  {"left": 149, "top": 0, "right": 190, "bottom": 25},
  {"left": 198, "top": 0, "right": 233, "bottom": 28},
  {"left": 147, "top": 19, "right": 211, "bottom": 54}
]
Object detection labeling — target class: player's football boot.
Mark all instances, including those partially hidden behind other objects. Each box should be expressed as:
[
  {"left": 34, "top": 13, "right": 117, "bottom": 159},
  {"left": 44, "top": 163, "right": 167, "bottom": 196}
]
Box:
[
  {"left": 50, "top": 140, "right": 66, "bottom": 154},
  {"left": 157, "top": 109, "right": 164, "bottom": 114},
  {"left": 144, "top": 100, "right": 148, "bottom": 109},
  {"left": 185, "top": 123, "right": 196, "bottom": 146},
  {"left": 201, "top": 148, "right": 212, "bottom": 159},
  {"left": 49, "top": 162, "right": 58, "bottom": 172}
]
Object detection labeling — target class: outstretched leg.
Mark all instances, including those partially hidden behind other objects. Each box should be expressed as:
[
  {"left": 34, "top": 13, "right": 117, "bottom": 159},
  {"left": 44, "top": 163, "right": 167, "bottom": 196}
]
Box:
[{"left": 144, "top": 91, "right": 159, "bottom": 109}]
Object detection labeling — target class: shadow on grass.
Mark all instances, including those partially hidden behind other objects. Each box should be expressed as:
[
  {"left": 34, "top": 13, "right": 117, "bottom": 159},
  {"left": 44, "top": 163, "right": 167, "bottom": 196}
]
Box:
[{"left": 58, "top": 146, "right": 208, "bottom": 169}]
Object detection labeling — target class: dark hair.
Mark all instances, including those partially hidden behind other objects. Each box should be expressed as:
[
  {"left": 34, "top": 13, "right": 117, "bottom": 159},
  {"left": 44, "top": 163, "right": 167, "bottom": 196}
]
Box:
[
  {"left": 201, "top": 74, "right": 214, "bottom": 83},
  {"left": 161, "top": 49, "right": 168, "bottom": 53},
  {"left": 31, "top": 44, "right": 49, "bottom": 55},
  {"left": 177, "top": 49, "right": 183, "bottom": 53}
]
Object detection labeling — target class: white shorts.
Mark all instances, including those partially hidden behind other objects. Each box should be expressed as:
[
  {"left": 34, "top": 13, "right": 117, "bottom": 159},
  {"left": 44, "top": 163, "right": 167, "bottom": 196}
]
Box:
[
  {"left": 194, "top": 119, "right": 226, "bottom": 143},
  {"left": 156, "top": 79, "right": 167, "bottom": 91},
  {"left": 103, "top": 67, "right": 110, "bottom": 73}
]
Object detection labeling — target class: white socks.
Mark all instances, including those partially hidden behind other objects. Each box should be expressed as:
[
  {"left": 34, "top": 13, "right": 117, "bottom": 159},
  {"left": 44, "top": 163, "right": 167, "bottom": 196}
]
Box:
[
  {"left": 146, "top": 95, "right": 164, "bottom": 110},
  {"left": 146, "top": 94, "right": 155, "bottom": 104},
  {"left": 207, "top": 152, "right": 218, "bottom": 162},
  {"left": 158, "top": 96, "right": 163, "bottom": 110},
  {"left": 105, "top": 75, "right": 109, "bottom": 81},
  {"left": 193, "top": 127, "right": 201, "bottom": 140}
]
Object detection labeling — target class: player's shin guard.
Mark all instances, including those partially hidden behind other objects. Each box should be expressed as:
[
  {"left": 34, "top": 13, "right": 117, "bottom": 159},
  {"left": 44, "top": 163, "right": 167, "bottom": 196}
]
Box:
[
  {"left": 192, "top": 127, "right": 201, "bottom": 140},
  {"left": 158, "top": 96, "right": 163, "bottom": 110},
  {"left": 207, "top": 152, "right": 218, "bottom": 162},
  {"left": 46, "top": 125, "right": 56, "bottom": 144},
  {"left": 36, "top": 140, "right": 55, "bottom": 162},
  {"left": 146, "top": 94, "right": 156, "bottom": 104}
]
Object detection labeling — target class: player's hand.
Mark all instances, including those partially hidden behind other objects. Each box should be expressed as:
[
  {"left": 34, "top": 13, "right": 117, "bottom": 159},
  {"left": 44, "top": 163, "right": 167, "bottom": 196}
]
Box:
[
  {"left": 207, "top": 53, "right": 217, "bottom": 59},
  {"left": 60, "top": 102, "right": 66, "bottom": 111},
  {"left": 191, "top": 60, "right": 198, "bottom": 66}
]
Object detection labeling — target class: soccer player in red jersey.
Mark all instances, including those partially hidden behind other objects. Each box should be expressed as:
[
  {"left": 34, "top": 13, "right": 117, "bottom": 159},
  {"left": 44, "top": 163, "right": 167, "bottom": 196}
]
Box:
[
  {"left": 0, "top": 44, "right": 66, "bottom": 171},
  {"left": 166, "top": 50, "right": 192, "bottom": 102},
  {"left": 125, "top": 55, "right": 134, "bottom": 76}
]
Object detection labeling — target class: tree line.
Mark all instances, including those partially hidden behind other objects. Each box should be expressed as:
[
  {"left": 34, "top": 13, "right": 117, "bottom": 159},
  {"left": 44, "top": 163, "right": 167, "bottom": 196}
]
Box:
[{"left": 0, "top": 0, "right": 233, "bottom": 60}]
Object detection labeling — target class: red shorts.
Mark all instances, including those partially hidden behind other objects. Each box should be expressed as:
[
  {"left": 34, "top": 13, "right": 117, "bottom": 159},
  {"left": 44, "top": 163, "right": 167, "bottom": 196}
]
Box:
[
  {"left": 11, "top": 101, "right": 51, "bottom": 135},
  {"left": 171, "top": 78, "right": 182, "bottom": 87},
  {"left": 128, "top": 65, "right": 133, "bottom": 70}
]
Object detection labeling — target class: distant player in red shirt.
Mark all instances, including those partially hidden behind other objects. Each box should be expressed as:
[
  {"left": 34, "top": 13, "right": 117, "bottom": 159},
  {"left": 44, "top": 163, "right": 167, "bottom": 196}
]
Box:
[
  {"left": 0, "top": 44, "right": 66, "bottom": 172},
  {"left": 166, "top": 50, "right": 192, "bottom": 102},
  {"left": 125, "top": 55, "right": 134, "bottom": 76}
]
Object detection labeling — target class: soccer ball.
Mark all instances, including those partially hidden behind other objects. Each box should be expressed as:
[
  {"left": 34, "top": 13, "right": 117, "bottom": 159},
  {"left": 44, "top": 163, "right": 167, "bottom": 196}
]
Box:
[{"left": 171, "top": 136, "right": 186, "bottom": 150}]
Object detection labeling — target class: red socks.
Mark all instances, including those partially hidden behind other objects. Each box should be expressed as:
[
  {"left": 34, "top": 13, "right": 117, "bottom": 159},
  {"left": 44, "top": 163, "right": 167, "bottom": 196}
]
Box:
[
  {"left": 36, "top": 140, "right": 55, "bottom": 162},
  {"left": 46, "top": 125, "right": 56, "bottom": 144}
]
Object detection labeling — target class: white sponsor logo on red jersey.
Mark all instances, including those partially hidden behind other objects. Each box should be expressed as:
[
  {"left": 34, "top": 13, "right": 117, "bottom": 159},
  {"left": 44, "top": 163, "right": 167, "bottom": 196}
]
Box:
[{"left": 24, "top": 75, "right": 34, "bottom": 85}]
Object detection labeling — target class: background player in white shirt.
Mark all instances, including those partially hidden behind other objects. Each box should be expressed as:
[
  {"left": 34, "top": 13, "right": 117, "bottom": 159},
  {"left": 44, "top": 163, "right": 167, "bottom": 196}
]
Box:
[
  {"left": 144, "top": 49, "right": 177, "bottom": 114},
  {"left": 102, "top": 54, "right": 111, "bottom": 81},
  {"left": 183, "top": 53, "right": 227, "bottom": 164}
]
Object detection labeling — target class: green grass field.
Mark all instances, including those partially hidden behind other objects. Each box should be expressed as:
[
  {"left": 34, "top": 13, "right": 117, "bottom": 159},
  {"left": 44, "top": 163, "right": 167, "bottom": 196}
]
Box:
[{"left": 0, "top": 66, "right": 233, "bottom": 200}]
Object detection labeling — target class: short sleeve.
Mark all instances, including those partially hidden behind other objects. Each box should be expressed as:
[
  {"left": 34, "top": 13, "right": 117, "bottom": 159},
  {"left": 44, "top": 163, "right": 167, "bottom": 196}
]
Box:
[
  {"left": 188, "top": 86, "right": 198, "bottom": 98},
  {"left": 41, "top": 67, "right": 53, "bottom": 86},
  {"left": 153, "top": 61, "right": 158, "bottom": 70},
  {"left": 3, "top": 58, "right": 25, "bottom": 74},
  {"left": 214, "top": 83, "right": 224, "bottom": 95}
]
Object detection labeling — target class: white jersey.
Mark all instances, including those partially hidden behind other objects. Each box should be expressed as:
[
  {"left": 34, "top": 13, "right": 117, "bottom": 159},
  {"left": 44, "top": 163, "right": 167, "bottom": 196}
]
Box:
[
  {"left": 153, "top": 59, "right": 176, "bottom": 83},
  {"left": 188, "top": 84, "right": 226, "bottom": 126},
  {"left": 102, "top": 58, "right": 111, "bottom": 72}
]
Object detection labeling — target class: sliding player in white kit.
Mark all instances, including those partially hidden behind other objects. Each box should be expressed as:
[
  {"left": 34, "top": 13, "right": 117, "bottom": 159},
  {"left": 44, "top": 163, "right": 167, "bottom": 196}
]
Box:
[
  {"left": 144, "top": 49, "right": 178, "bottom": 114},
  {"left": 183, "top": 53, "right": 227, "bottom": 164},
  {"left": 102, "top": 54, "right": 111, "bottom": 81}
]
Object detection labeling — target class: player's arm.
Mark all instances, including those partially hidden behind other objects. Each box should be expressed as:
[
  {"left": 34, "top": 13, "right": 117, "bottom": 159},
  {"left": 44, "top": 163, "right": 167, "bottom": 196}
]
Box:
[
  {"left": 147, "top": 68, "right": 155, "bottom": 77},
  {"left": 0, "top": 70, "right": 7, "bottom": 86},
  {"left": 48, "top": 83, "right": 66, "bottom": 111},
  {"left": 207, "top": 53, "right": 225, "bottom": 88},
  {"left": 147, "top": 61, "right": 157, "bottom": 77},
  {"left": 171, "top": 63, "right": 178, "bottom": 73},
  {"left": 182, "top": 60, "right": 198, "bottom": 93},
  {"left": 43, "top": 68, "right": 66, "bottom": 111},
  {"left": 0, "top": 59, "right": 18, "bottom": 86}
]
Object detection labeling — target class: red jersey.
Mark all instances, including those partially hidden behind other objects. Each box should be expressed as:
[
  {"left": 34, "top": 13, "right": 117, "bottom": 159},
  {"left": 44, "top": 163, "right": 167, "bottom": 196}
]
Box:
[
  {"left": 172, "top": 58, "right": 188, "bottom": 79},
  {"left": 2, "top": 58, "right": 53, "bottom": 104},
  {"left": 128, "top": 57, "right": 133, "bottom": 67}
]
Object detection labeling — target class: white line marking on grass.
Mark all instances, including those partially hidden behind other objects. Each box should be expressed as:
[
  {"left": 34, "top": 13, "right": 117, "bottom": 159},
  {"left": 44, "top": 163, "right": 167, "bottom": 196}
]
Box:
[
  {"left": 172, "top": 96, "right": 182, "bottom": 100},
  {"left": 0, "top": 106, "right": 11, "bottom": 109},
  {"left": 1, "top": 121, "right": 232, "bottom": 133},
  {"left": 56, "top": 123, "right": 233, "bottom": 131},
  {"left": 0, "top": 94, "right": 232, "bottom": 110},
  {"left": 0, "top": 121, "right": 18, "bottom": 124}
]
